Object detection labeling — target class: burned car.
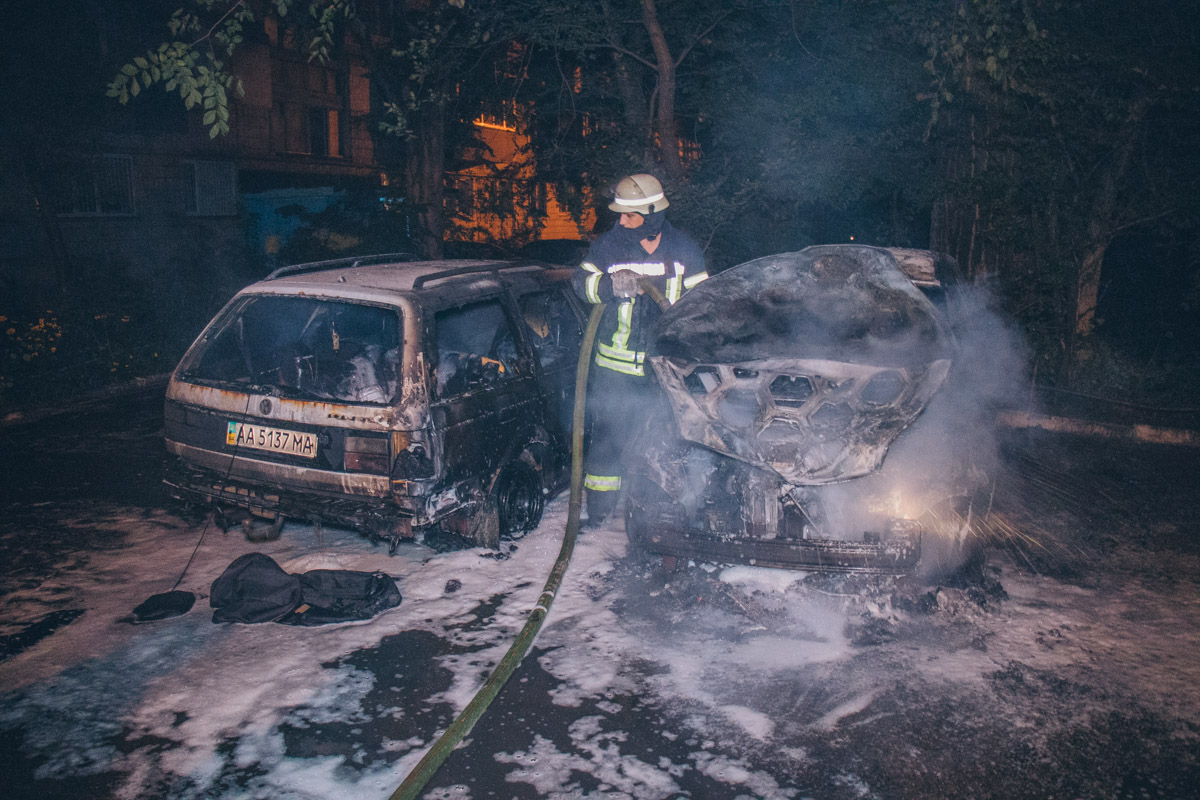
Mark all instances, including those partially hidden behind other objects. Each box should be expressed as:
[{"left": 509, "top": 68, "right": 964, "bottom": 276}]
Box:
[
  {"left": 163, "top": 255, "right": 585, "bottom": 550},
  {"left": 625, "top": 245, "right": 989, "bottom": 575}
]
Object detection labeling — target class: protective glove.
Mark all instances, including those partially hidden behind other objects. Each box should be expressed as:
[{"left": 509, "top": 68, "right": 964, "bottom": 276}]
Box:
[{"left": 610, "top": 270, "right": 641, "bottom": 298}]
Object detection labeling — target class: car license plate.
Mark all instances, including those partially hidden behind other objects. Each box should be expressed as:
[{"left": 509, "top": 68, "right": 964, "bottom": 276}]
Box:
[{"left": 226, "top": 422, "right": 318, "bottom": 459}]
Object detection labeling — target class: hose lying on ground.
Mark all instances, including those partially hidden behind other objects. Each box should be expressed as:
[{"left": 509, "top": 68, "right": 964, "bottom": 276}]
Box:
[{"left": 388, "top": 303, "right": 605, "bottom": 800}]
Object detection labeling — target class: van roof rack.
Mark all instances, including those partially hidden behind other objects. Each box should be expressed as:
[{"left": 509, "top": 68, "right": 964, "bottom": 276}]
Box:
[
  {"left": 411, "top": 261, "right": 546, "bottom": 290},
  {"left": 265, "top": 252, "right": 419, "bottom": 281}
]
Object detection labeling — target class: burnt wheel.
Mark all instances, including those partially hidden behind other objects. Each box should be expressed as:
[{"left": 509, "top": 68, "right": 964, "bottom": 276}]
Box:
[{"left": 496, "top": 458, "right": 544, "bottom": 539}]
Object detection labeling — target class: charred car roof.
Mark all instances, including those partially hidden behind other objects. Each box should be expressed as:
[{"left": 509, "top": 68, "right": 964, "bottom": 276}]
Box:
[{"left": 247, "top": 257, "right": 569, "bottom": 306}]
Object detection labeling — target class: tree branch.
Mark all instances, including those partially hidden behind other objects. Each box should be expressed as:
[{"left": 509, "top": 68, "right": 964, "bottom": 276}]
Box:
[
  {"left": 1109, "top": 208, "right": 1174, "bottom": 236},
  {"left": 674, "top": 9, "right": 734, "bottom": 69},
  {"left": 789, "top": 0, "right": 823, "bottom": 62},
  {"left": 601, "top": 40, "right": 657, "bottom": 71},
  {"left": 192, "top": 0, "right": 246, "bottom": 48}
]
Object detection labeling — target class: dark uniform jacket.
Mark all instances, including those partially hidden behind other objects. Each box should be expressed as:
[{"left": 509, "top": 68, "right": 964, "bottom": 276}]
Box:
[{"left": 573, "top": 220, "right": 708, "bottom": 376}]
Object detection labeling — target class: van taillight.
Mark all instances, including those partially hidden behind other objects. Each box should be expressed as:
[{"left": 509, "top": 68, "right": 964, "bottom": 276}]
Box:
[{"left": 344, "top": 435, "right": 390, "bottom": 474}]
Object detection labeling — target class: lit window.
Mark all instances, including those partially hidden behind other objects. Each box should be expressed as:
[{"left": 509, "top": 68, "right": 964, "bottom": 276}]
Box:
[
  {"left": 474, "top": 99, "right": 517, "bottom": 131},
  {"left": 186, "top": 161, "right": 238, "bottom": 216}
]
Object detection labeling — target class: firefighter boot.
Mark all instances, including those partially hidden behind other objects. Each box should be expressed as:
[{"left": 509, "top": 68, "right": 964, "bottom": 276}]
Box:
[{"left": 584, "top": 489, "right": 619, "bottom": 529}]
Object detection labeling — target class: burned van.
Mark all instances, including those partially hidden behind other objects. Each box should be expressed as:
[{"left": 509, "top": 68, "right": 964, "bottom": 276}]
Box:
[
  {"left": 163, "top": 256, "right": 585, "bottom": 551},
  {"left": 625, "top": 245, "right": 989, "bottom": 575}
]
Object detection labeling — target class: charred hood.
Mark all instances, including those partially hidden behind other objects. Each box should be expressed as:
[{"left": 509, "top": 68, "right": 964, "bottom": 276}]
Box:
[
  {"left": 648, "top": 246, "right": 955, "bottom": 484},
  {"left": 655, "top": 246, "right": 952, "bottom": 367}
]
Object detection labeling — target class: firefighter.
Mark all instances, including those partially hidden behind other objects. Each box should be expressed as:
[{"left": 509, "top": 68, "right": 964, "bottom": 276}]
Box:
[{"left": 574, "top": 173, "right": 708, "bottom": 527}]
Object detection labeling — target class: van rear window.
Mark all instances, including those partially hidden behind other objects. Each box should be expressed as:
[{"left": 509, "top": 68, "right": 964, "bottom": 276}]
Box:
[{"left": 182, "top": 295, "right": 402, "bottom": 404}]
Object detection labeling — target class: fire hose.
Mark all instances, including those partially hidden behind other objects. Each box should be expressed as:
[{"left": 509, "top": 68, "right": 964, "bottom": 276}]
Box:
[{"left": 389, "top": 279, "right": 666, "bottom": 800}]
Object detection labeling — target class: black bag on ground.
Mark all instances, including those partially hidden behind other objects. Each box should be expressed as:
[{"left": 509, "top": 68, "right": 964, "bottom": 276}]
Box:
[
  {"left": 132, "top": 590, "right": 196, "bottom": 622},
  {"left": 210, "top": 553, "right": 402, "bottom": 625},
  {"left": 278, "top": 569, "right": 403, "bottom": 626},
  {"left": 210, "top": 553, "right": 303, "bottom": 623}
]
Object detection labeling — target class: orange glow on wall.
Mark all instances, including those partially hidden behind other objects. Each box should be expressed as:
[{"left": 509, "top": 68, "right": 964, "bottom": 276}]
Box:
[{"left": 446, "top": 105, "right": 593, "bottom": 246}]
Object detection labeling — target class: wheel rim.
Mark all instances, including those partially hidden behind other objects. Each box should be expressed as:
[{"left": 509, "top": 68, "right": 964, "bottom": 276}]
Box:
[{"left": 497, "top": 461, "right": 543, "bottom": 538}]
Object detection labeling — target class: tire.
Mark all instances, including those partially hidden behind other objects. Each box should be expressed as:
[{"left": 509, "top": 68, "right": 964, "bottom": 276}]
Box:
[{"left": 495, "top": 455, "right": 544, "bottom": 539}]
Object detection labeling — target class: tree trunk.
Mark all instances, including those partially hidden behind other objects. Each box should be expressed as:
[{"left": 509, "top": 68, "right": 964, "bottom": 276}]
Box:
[
  {"left": 1061, "top": 94, "right": 1154, "bottom": 384},
  {"left": 1070, "top": 94, "right": 1152, "bottom": 339},
  {"left": 600, "top": 0, "right": 651, "bottom": 152},
  {"left": 1071, "top": 241, "right": 1106, "bottom": 339},
  {"left": 347, "top": 14, "right": 447, "bottom": 257},
  {"left": 640, "top": 0, "right": 682, "bottom": 178},
  {"left": 404, "top": 103, "right": 446, "bottom": 259}
]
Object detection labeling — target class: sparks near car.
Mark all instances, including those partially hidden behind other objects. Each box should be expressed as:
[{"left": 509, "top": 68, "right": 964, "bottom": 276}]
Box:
[{"left": 163, "top": 255, "right": 586, "bottom": 551}]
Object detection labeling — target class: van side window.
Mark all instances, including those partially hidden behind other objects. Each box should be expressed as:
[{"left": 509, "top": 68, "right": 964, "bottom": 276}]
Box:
[
  {"left": 434, "top": 299, "right": 520, "bottom": 396},
  {"left": 518, "top": 289, "right": 582, "bottom": 371}
]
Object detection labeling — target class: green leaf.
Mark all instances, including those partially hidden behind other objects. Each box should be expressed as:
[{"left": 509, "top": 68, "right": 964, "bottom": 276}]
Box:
[
  {"left": 134, "top": 56, "right": 149, "bottom": 69},
  {"left": 130, "top": 80, "right": 141, "bottom": 98},
  {"left": 203, "top": 109, "right": 216, "bottom": 125}
]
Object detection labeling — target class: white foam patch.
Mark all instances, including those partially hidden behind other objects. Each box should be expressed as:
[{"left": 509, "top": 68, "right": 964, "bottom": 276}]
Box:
[
  {"left": 718, "top": 564, "right": 807, "bottom": 592},
  {"left": 810, "top": 690, "right": 882, "bottom": 731},
  {"left": 690, "top": 749, "right": 800, "bottom": 798},
  {"left": 539, "top": 559, "right": 851, "bottom": 728},
  {"left": 718, "top": 704, "right": 775, "bottom": 739},
  {"left": 494, "top": 719, "right": 686, "bottom": 798}
]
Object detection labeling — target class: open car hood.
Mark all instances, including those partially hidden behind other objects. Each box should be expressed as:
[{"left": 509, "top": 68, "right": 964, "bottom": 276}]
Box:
[{"left": 649, "top": 245, "right": 954, "bottom": 484}]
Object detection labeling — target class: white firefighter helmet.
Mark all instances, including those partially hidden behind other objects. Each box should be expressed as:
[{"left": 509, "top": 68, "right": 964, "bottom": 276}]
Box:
[{"left": 608, "top": 173, "right": 669, "bottom": 215}]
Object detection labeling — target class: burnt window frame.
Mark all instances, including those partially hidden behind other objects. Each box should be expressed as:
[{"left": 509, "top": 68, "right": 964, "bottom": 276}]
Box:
[
  {"left": 177, "top": 293, "right": 405, "bottom": 405},
  {"left": 513, "top": 285, "right": 584, "bottom": 376},
  {"left": 430, "top": 294, "right": 529, "bottom": 400}
]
